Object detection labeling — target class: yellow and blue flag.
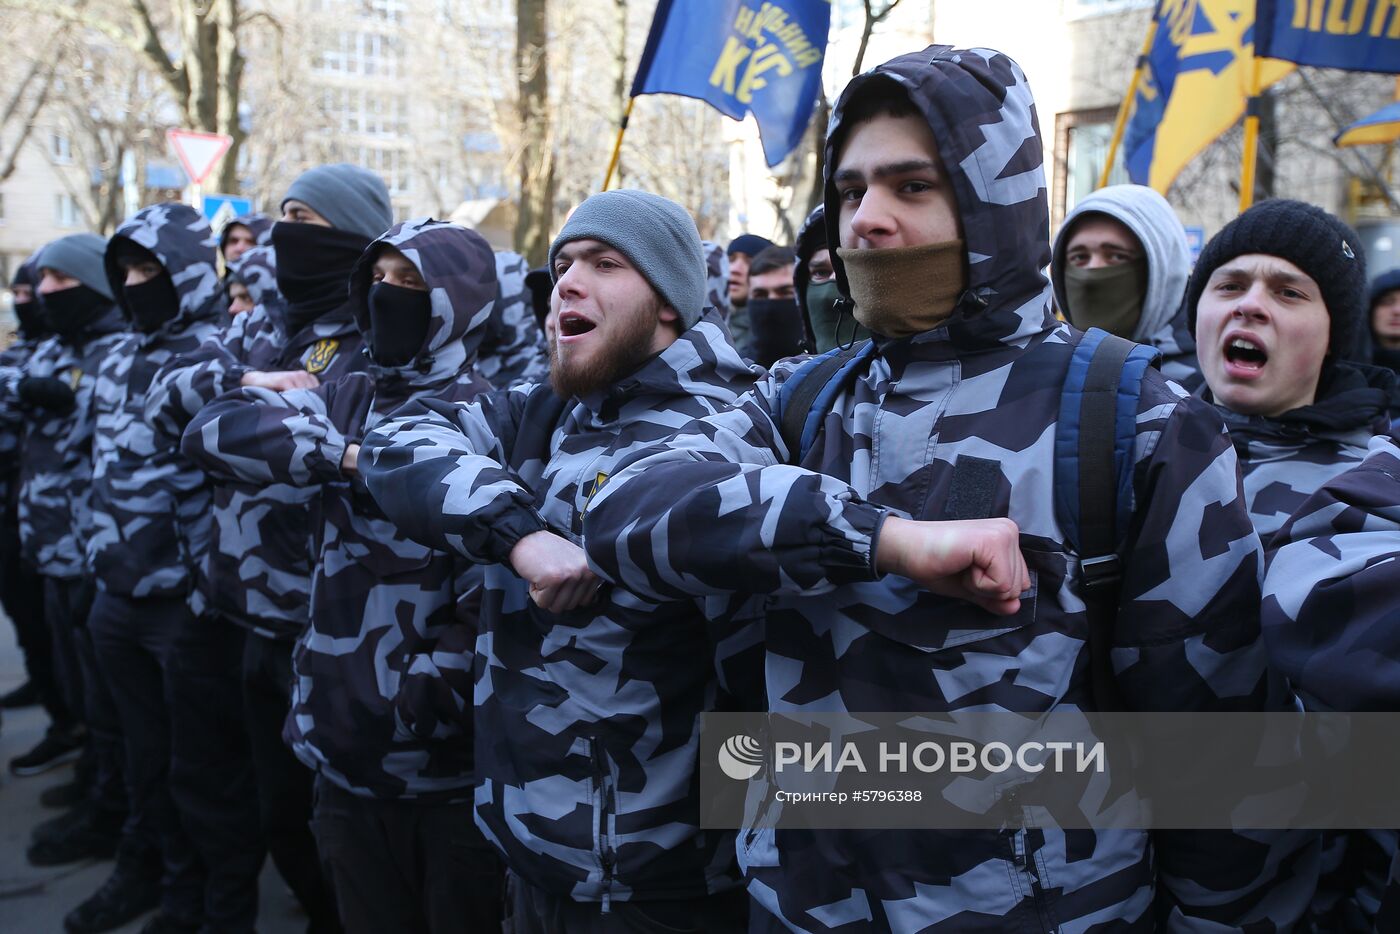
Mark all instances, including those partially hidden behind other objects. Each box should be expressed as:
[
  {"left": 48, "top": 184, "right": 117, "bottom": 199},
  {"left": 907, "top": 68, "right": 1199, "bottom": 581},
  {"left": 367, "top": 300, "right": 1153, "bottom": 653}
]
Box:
[
  {"left": 1256, "top": 0, "right": 1400, "bottom": 73},
  {"left": 631, "top": 0, "right": 832, "bottom": 167},
  {"left": 1125, "top": 0, "right": 1293, "bottom": 193},
  {"left": 1336, "top": 99, "right": 1400, "bottom": 146}
]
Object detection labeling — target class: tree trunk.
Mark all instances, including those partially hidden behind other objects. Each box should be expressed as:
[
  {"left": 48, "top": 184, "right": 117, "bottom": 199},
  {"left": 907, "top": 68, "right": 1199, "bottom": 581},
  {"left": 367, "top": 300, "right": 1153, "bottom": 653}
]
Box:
[
  {"left": 804, "top": 90, "right": 829, "bottom": 215},
  {"left": 515, "top": 0, "right": 554, "bottom": 266},
  {"left": 214, "top": 0, "right": 245, "bottom": 193},
  {"left": 612, "top": 0, "right": 627, "bottom": 187}
]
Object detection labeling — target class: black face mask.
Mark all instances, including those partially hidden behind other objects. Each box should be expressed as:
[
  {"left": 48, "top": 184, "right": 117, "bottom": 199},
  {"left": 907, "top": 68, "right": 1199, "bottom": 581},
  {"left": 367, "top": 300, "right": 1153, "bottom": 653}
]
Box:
[
  {"left": 123, "top": 273, "right": 181, "bottom": 333},
  {"left": 745, "top": 297, "right": 806, "bottom": 367},
  {"left": 367, "top": 281, "right": 433, "bottom": 367},
  {"left": 40, "top": 284, "right": 109, "bottom": 338},
  {"left": 13, "top": 300, "right": 46, "bottom": 340},
  {"left": 271, "top": 222, "right": 371, "bottom": 331}
]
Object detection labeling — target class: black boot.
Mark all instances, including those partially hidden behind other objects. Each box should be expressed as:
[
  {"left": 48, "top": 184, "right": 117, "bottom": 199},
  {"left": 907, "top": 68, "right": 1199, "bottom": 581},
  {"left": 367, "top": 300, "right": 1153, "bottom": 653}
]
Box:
[{"left": 63, "top": 851, "right": 162, "bottom": 933}]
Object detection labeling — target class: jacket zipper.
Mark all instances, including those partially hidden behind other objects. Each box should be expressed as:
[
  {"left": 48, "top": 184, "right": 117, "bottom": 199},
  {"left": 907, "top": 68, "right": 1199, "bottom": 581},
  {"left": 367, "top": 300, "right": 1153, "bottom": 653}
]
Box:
[{"left": 591, "top": 736, "right": 617, "bottom": 912}]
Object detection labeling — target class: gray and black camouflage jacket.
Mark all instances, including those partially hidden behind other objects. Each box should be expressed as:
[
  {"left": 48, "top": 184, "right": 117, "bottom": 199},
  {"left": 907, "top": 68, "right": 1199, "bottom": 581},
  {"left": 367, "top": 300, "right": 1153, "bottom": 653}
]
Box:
[
  {"left": 0, "top": 305, "right": 126, "bottom": 579},
  {"left": 1221, "top": 360, "right": 1395, "bottom": 548},
  {"left": 87, "top": 203, "right": 226, "bottom": 600},
  {"left": 360, "top": 312, "right": 761, "bottom": 903},
  {"left": 146, "top": 250, "right": 368, "bottom": 637},
  {"left": 184, "top": 218, "right": 495, "bottom": 800},
  {"left": 583, "top": 46, "right": 1317, "bottom": 933},
  {"left": 477, "top": 250, "right": 549, "bottom": 389}
]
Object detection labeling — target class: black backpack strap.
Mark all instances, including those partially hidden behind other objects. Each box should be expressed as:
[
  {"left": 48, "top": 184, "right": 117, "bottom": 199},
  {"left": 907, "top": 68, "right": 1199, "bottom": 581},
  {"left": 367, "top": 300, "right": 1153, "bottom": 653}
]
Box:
[
  {"left": 1078, "top": 333, "right": 1135, "bottom": 712},
  {"left": 777, "top": 343, "right": 865, "bottom": 463}
]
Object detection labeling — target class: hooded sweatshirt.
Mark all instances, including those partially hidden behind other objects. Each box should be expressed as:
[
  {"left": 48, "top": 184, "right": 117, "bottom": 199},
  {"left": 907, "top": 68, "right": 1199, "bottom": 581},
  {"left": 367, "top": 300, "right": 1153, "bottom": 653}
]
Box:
[
  {"left": 1051, "top": 184, "right": 1202, "bottom": 392},
  {"left": 1216, "top": 360, "right": 1395, "bottom": 548},
  {"left": 146, "top": 247, "right": 368, "bottom": 639},
  {"left": 583, "top": 46, "right": 1314, "bottom": 932},
  {"left": 85, "top": 203, "right": 226, "bottom": 600},
  {"left": 359, "top": 311, "right": 761, "bottom": 901},
  {"left": 467, "top": 250, "right": 549, "bottom": 390},
  {"left": 0, "top": 238, "right": 127, "bottom": 579},
  {"left": 182, "top": 218, "right": 495, "bottom": 799},
  {"left": 218, "top": 212, "right": 274, "bottom": 257},
  {"left": 227, "top": 245, "right": 280, "bottom": 310}
]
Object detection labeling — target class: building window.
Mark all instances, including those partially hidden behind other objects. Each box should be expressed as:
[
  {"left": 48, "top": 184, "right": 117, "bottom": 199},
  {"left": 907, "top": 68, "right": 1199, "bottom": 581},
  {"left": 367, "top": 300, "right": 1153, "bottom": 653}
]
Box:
[
  {"left": 50, "top": 133, "right": 72, "bottom": 163},
  {"left": 54, "top": 193, "right": 80, "bottom": 228},
  {"left": 1052, "top": 107, "right": 1129, "bottom": 228}
]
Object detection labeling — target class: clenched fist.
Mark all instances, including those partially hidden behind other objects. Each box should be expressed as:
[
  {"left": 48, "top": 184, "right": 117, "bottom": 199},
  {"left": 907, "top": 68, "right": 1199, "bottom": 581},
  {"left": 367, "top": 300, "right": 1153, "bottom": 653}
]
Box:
[
  {"left": 875, "top": 516, "right": 1029, "bottom": 616},
  {"left": 509, "top": 529, "right": 602, "bottom": 614}
]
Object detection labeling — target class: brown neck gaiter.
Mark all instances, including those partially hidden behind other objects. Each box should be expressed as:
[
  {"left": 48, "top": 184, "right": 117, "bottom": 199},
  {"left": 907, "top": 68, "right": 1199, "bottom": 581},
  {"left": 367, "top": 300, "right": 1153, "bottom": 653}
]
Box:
[{"left": 837, "top": 240, "right": 966, "bottom": 338}]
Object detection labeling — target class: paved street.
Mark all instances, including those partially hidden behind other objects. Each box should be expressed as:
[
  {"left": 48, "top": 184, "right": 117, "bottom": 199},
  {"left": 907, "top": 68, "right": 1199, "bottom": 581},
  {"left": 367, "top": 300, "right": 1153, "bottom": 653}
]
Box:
[{"left": 0, "top": 619, "right": 305, "bottom": 932}]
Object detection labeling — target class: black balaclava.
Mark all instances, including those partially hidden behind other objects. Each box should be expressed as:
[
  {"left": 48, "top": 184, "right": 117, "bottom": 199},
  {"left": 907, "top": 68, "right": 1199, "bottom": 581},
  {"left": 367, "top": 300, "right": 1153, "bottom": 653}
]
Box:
[
  {"left": 272, "top": 221, "right": 372, "bottom": 333},
  {"left": 746, "top": 297, "right": 806, "bottom": 367},
  {"left": 11, "top": 265, "right": 44, "bottom": 341},
  {"left": 40, "top": 285, "right": 109, "bottom": 339},
  {"left": 124, "top": 274, "right": 181, "bottom": 333},
  {"left": 367, "top": 281, "right": 432, "bottom": 367},
  {"left": 110, "top": 240, "right": 181, "bottom": 333}
]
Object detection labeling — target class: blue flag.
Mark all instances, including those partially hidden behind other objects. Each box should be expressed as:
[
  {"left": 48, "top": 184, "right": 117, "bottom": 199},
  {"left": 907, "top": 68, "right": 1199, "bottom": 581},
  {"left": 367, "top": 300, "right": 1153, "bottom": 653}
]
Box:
[
  {"left": 1256, "top": 0, "right": 1400, "bottom": 73},
  {"left": 631, "top": 0, "right": 831, "bottom": 167}
]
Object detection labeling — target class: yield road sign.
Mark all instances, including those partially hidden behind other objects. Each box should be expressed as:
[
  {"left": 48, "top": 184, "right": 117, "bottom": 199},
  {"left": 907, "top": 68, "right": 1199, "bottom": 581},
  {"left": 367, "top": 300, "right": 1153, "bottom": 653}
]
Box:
[{"left": 167, "top": 129, "right": 233, "bottom": 185}]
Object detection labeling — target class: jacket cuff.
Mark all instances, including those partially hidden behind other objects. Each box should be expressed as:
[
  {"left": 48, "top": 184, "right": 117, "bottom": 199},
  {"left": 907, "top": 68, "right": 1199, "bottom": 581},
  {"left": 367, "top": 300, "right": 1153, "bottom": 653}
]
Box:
[
  {"left": 822, "top": 502, "right": 887, "bottom": 584},
  {"left": 486, "top": 503, "right": 550, "bottom": 567}
]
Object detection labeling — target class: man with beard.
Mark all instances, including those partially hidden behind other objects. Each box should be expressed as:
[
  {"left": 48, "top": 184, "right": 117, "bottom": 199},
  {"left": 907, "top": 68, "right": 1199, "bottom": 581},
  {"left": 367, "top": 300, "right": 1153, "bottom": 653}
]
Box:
[
  {"left": 182, "top": 219, "right": 504, "bottom": 932},
  {"left": 358, "top": 190, "right": 763, "bottom": 932},
  {"left": 1, "top": 236, "right": 130, "bottom": 879},
  {"left": 145, "top": 163, "right": 391, "bottom": 934}
]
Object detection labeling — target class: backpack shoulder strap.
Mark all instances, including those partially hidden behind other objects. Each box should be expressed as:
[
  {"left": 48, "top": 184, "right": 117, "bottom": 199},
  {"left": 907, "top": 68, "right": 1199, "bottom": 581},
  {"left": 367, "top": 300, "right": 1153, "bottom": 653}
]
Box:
[
  {"left": 1055, "top": 327, "right": 1160, "bottom": 710},
  {"left": 774, "top": 340, "right": 874, "bottom": 464}
]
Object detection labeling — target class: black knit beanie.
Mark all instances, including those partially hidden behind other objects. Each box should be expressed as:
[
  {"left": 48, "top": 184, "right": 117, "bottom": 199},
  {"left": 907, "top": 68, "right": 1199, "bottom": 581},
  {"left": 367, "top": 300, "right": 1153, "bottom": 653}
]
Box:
[{"left": 1186, "top": 199, "right": 1367, "bottom": 361}]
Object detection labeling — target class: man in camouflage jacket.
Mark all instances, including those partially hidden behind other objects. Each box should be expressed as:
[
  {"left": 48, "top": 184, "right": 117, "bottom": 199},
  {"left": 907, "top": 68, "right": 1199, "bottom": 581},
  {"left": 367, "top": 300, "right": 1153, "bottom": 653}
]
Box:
[
  {"left": 75, "top": 203, "right": 235, "bottom": 933},
  {"left": 1263, "top": 432, "right": 1400, "bottom": 930},
  {"left": 583, "top": 47, "right": 1318, "bottom": 932},
  {"left": 182, "top": 218, "right": 504, "bottom": 932},
  {"left": 360, "top": 191, "right": 762, "bottom": 931},
  {"left": 144, "top": 164, "right": 389, "bottom": 934},
  {"left": 1, "top": 235, "right": 129, "bottom": 867}
]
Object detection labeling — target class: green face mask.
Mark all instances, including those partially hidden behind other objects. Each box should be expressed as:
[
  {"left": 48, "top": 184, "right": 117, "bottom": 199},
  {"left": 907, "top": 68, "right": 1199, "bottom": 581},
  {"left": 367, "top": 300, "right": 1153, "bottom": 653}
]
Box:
[
  {"left": 1063, "top": 259, "right": 1147, "bottom": 339},
  {"left": 805, "top": 279, "right": 870, "bottom": 352}
]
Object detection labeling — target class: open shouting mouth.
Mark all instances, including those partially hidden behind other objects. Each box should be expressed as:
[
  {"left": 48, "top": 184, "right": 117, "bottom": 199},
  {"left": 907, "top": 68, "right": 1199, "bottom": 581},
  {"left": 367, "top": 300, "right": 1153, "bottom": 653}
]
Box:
[
  {"left": 1221, "top": 330, "right": 1268, "bottom": 380},
  {"left": 557, "top": 310, "right": 598, "bottom": 342}
]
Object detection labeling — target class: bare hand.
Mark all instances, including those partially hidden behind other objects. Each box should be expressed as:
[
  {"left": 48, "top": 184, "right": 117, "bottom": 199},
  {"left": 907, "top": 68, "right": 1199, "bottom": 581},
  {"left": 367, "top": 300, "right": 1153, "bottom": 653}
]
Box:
[
  {"left": 875, "top": 516, "right": 1029, "bottom": 616},
  {"left": 509, "top": 529, "right": 601, "bottom": 614},
  {"left": 242, "top": 369, "right": 320, "bottom": 391},
  {"left": 341, "top": 443, "right": 360, "bottom": 477}
]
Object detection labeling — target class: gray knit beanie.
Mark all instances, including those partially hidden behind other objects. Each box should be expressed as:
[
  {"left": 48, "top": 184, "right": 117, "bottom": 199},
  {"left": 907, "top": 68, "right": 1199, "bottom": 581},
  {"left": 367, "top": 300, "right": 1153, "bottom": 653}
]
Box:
[
  {"left": 548, "top": 189, "right": 707, "bottom": 329},
  {"left": 281, "top": 164, "right": 393, "bottom": 239},
  {"left": 37, "top": 233, "right": 113, "bottom": 300}
]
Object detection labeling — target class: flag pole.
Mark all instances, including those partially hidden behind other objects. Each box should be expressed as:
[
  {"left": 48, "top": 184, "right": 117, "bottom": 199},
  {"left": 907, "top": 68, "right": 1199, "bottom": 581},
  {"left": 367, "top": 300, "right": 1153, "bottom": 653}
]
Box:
[
  {"left": 1098, "top": 14, "right": 1159, "bottom": 190},
  {"left": 601, "top": 98, "right": 636, "bottom": 192},
  {"left": 1239, "top": 55, "right": 1263, "bottom": 212}
]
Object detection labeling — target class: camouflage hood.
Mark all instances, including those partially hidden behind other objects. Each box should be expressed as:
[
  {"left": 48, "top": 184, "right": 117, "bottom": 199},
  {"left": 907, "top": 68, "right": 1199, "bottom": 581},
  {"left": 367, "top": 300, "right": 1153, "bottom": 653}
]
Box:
[
  {"left": 348, "top": 218, "right": 496, "bottom": 388},
  {"left": 824, "top": 46, "right": 1055, "bottom": 347},
  {"left": 218, "top": 212, "right": 273, "bottom": 253},
  {"left": 105, "top": 203, "right": 226, "bottom": 338},
  {"left": 228, "top": 244, "right": 280, "bottom": 308}
]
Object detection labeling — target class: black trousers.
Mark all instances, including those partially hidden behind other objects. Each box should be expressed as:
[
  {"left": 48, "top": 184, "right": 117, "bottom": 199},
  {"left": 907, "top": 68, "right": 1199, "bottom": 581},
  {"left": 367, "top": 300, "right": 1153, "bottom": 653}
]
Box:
[
  {"left": 242, "top": 631, "right": 341, "bottom": 933},
  {"left": 0, "top": 525, "right": 66, "bottom": 725},
  {"left": 507, "top": 872, "right": 750, "bottom": 934},
  {"left": 168, "top": 615, "right": 265, "bottom": 933},
  {"left": 45, "top": 576, "right": 127, "bottom": 821},
  {"left": 89, "top": 591, "right": 204, "bottom": 922},
  {"left": 310, "top": 776, "right": 504, "bottom": 934}
]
